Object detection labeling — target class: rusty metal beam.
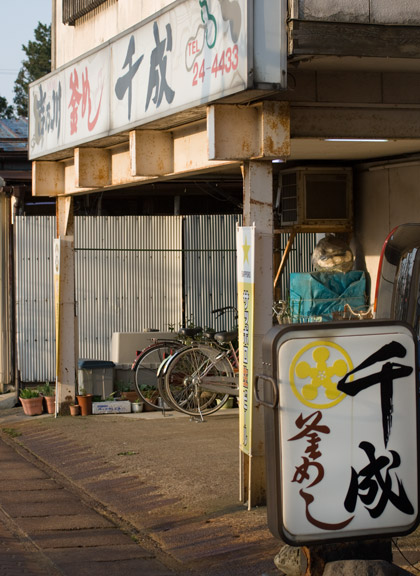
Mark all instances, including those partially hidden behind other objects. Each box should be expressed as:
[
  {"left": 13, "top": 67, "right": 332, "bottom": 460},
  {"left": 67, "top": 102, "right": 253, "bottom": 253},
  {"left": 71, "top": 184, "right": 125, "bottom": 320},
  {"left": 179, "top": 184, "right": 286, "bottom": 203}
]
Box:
[
  {"left": 208, "top": 101, "right": 291, "bottom": 161},
  {"left": 32, "top": 161, "right": 65, "bottom": 197},
  {"left": 75, "top": 148, "right": 111, "bottom": 188}
]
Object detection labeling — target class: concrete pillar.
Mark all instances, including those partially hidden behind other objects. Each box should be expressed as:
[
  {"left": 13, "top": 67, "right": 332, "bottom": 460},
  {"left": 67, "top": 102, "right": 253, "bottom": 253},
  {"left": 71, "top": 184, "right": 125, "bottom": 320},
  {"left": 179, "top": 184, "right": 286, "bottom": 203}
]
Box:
[
  {"left": 241, "top": 160, "right": 273, "bottom": 507},
  {"left": 55, "top": 196, "right": 78, "bottom": 412}
]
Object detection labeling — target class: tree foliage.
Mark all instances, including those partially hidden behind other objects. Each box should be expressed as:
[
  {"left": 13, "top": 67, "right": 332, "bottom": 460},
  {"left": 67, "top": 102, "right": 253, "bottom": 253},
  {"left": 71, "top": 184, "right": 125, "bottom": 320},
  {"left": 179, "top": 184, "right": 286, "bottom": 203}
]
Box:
[
  {"left": 0, "top": 96, "right": 14, "bottom": 119},
  {"left": 13, "top": 22, "right": 51, "bottom": 118}
]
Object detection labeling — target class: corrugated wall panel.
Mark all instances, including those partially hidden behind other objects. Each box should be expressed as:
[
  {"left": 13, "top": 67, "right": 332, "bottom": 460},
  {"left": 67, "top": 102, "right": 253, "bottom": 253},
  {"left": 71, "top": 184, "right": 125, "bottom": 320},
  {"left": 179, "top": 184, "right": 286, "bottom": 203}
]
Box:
[
  {"left": 183, "top": 214, "right": 242, "bottom": 332},
  {"left": 75, "top": 216, "right": 183, "bottom": 360},
  {"left": 15, "top": 215, "right": 314, "bottom": 381},
  {"left": 15, "top": 216, "right": 56, "bottom": 382}
]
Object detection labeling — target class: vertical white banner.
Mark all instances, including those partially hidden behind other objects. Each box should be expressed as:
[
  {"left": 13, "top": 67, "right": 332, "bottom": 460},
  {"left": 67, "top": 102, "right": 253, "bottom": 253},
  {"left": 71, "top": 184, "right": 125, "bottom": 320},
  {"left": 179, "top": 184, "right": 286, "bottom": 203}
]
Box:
[{"left": 237, "top": 225, "right": 255, "bottom": 455}]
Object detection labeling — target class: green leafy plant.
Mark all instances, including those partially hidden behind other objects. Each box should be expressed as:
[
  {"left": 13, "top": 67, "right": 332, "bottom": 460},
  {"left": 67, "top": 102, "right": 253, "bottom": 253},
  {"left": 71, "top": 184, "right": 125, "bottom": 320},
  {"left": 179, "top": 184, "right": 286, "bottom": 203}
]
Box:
[
  {"left": 115, "top": 381, "right": 131, "bottom": 393},
  {"left": 2, "top": 427, "right": 21, "bottom": 438},
  {"left": 19, "top": 388, "right": 40, "bottom": 399},
  {"left": 38, "top": 381, "right": 54, "bottom": 396},
  {"left": 140, "top": 386, "right": 158, "bottom": 400}
]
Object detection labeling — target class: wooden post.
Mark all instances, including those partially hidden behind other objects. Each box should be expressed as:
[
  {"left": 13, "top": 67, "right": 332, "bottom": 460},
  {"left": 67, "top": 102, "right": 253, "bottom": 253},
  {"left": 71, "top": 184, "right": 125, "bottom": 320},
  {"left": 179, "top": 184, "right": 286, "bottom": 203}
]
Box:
[{"left": 55, "top": 196, "right": 78, "bottom": 412}]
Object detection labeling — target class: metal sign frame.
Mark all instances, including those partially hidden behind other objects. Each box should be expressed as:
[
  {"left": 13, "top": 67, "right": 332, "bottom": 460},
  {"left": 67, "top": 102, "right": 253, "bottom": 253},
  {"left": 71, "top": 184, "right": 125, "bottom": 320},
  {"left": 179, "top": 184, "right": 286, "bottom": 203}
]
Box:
[{"left": 260, "top": 320, "right": 420, "bottom": 545}]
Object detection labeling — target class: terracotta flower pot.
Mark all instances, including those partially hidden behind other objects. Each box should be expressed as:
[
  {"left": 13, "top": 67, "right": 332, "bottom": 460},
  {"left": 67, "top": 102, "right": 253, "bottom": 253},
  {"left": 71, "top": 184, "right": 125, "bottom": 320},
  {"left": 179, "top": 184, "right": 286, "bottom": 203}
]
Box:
[
  {"left": 70, "top": 404, "right": 81, "bottom": 416},
  {"left": 20, "top": 397, "right": 44, "bottom": 416},
  {"left": 143, "top": 396, "right": 158, "bottom": 411},
  {"left": 121, "top": 391, "right": 139, "bottom": 403},
  {"left": 43, "top": 395, "right": 56, "bottom": 414},
  {"left": 76, "top": 394, "right": 93, "bottom": 416}
]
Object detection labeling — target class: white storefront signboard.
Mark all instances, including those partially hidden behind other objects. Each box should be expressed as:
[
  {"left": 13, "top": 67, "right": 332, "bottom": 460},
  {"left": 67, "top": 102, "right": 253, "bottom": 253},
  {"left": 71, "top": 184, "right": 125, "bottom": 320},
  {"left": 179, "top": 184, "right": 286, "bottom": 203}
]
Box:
[
  {"left": 261, "top": 321, "right": 420, "bottom": 544},
  {"left": 29, "top": 0, "right": 286, "bottom": 159}
]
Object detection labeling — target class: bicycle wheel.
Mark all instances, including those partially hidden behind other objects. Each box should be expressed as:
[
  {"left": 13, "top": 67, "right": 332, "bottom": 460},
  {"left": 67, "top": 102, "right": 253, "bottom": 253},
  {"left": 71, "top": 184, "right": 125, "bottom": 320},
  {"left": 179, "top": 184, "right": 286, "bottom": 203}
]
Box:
[
  {"left": 134, "top": 341, "right": 184, "bottom": 410},
  {"left": 163, "top": 345, "right": 234, "bottom": 416}
]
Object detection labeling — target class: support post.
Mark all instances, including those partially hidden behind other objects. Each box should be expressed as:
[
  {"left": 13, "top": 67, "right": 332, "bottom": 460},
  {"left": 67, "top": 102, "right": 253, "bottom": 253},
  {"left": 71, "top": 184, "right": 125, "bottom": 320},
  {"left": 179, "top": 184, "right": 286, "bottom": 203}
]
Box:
[
  {"left": 241, "top": 160, "right": 273, "bottom": 507},
  {"left": 55, "top": 196, "right": 78, "bottom": 413}
]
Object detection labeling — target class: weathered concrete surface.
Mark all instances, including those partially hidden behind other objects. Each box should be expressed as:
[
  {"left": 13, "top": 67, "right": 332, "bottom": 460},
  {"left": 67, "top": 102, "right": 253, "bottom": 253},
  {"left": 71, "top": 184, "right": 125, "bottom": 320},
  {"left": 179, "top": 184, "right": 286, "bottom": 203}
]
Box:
[
  {"left": 0, "top": 406, "right": 280, "bottom": 575},
  {"left": 1, "top": 401, "right": 420, "bottom": 575}
]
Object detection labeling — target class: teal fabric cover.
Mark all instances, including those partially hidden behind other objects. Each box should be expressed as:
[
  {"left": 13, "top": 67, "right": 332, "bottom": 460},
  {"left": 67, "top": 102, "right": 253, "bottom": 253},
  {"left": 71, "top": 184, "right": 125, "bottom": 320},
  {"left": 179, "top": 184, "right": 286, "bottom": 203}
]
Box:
[{"left": 289, "top": 271, "right": 367, "bottom": 322}]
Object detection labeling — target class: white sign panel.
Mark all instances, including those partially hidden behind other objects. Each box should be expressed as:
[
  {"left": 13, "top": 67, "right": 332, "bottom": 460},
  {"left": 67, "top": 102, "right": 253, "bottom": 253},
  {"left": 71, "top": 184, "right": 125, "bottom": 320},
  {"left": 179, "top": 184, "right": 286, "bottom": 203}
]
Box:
[
  {"left": 29, "top": 0, "right": 286, "bottom": 159},
  {"left": 110, "top": 0, "right": 248, "bottom": 131},
  {"left": 265, "top": 321, "right": 419, "bottom": 544},
  {"left": 30, "top": 48, "right": 110, "bottom": 154}
]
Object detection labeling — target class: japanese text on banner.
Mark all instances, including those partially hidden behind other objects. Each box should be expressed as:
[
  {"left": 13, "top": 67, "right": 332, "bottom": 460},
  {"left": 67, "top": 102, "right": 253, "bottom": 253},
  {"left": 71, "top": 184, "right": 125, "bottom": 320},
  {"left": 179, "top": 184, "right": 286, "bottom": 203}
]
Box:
[{"left": 237, "top": 226, "right": 255, "bottom": 455}]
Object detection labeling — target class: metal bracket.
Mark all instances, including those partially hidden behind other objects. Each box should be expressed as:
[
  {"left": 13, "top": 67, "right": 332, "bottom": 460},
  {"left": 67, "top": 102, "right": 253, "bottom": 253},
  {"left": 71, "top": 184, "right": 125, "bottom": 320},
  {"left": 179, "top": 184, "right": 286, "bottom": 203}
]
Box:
[{"left": 254, "top": 374, "right": 278, "bottom": 408}]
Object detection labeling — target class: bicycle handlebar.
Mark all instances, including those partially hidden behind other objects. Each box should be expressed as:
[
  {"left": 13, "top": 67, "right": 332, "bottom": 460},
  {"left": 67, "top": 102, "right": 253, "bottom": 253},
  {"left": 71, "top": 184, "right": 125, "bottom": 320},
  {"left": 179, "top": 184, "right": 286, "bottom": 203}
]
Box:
[{"left": 212, "top": 306, "right": 238, "bottom": 319}]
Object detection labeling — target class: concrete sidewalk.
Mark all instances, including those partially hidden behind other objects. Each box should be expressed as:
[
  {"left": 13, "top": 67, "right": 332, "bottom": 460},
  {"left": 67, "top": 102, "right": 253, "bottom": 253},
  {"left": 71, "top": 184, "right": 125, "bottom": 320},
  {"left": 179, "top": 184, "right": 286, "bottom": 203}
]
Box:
[
  {"left": 0, "top": 392, "right": 420, "bottom": 575},
  {"left": 0, "top": 394, "right": 280, "bottom": 575}
]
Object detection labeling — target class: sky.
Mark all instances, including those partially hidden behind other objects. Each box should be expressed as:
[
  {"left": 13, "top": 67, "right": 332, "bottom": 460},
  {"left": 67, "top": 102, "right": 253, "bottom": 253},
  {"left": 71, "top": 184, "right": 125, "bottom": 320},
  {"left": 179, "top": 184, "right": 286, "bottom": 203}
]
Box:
[{"left": 0, "top": 0, "right": 52, "bottom": 107}]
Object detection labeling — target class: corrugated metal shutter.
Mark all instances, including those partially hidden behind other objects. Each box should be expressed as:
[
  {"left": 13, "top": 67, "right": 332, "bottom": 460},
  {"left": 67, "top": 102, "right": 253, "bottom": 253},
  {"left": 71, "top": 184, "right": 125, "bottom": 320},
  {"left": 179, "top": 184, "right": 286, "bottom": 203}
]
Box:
[
  {"left": 15, "top": 216, "right": 56, "bottom": 382},
  {"left": 14, "top": 215, "right": 315, "bottom": 381},
  {"left": 15, "top": 215, "right": 184, "bottom": 380},
  {"left": 75, "top": 216, "right": 183, "bottom": 360},
  {"left": 183, "top": 214, "right": 242, "bottom": 332}
]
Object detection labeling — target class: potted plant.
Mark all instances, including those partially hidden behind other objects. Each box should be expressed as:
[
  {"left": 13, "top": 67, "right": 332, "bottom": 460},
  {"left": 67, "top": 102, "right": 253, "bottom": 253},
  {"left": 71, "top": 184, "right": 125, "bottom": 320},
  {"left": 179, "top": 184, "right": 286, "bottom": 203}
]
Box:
[
  {"left": 69, "top": 403, "right": 81, "bottom": 416},
  {"left": 76, "top": 387, "right": 93, "bottom": 416},
  {"left": 38, "top": 381, "right": 56, "bottom": 414},
  {"left": 131, "top": 398, "right": 144, "bottom": 413},
  {"left": 19, "top": 388, "right": 44, "bottom": 416},
  {"left": 140, "top": 386, "right": 159, "bottom": 411},
  {"left": 116, "top": 382, "right": 138, "bottom": 403}
]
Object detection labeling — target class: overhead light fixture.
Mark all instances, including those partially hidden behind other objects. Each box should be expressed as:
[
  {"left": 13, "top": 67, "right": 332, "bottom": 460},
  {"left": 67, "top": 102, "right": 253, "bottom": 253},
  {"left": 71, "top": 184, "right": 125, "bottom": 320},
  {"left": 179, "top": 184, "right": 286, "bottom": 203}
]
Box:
[
  {"left": 324, "top": 138, "right": 389, "bottom": 143},
  {"left": 272, "top": 159, "right": 285, "bottom": 163}
]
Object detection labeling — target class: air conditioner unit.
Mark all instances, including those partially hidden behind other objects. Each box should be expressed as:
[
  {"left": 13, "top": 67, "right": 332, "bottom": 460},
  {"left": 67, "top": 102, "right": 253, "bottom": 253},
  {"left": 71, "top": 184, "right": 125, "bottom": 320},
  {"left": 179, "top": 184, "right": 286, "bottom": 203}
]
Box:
[{"left": 275, "top": 167, "right": 353, "bottom": 231}]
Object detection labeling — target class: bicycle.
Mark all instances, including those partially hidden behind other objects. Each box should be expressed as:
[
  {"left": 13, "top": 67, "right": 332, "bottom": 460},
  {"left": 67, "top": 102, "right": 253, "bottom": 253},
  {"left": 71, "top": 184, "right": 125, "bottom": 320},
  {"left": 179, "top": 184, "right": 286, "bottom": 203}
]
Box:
[
  {"left": 160, "top": 306, "right": 239, "bottom": 418},
  {"left": 131, "top": 327, "right": 202, "bottom": 410}
]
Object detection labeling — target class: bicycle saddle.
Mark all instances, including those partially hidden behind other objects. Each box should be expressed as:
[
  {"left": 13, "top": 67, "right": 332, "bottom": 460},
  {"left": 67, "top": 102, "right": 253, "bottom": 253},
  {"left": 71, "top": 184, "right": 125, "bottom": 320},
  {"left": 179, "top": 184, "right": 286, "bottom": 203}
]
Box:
[
  {"left": 214, "top": 330, "right": 238, "bottom": 344},
  {"left": 178, "top": 327, "right": 202, "bottom": 338}
]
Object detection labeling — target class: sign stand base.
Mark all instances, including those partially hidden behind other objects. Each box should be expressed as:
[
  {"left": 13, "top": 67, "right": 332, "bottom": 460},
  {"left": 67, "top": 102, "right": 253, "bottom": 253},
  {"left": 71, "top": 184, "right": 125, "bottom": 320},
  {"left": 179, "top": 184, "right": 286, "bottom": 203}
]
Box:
[{"left": 302, "top": 539, "right": 392, "bottom": 576}]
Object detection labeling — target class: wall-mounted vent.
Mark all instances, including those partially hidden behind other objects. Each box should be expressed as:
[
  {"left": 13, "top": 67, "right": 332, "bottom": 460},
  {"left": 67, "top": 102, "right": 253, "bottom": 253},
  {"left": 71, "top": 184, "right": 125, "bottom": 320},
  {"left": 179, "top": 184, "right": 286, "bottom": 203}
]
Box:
[{"left": 63, "top": 0, "right": 109, "bottom": 25}]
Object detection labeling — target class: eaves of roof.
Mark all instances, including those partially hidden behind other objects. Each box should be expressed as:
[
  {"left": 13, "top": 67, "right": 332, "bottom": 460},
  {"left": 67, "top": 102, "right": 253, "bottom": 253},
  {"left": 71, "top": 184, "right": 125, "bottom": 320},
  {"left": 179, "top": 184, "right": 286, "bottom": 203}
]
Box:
[{"left": 0, "top": 118, "right": 28, "bottom": 152}]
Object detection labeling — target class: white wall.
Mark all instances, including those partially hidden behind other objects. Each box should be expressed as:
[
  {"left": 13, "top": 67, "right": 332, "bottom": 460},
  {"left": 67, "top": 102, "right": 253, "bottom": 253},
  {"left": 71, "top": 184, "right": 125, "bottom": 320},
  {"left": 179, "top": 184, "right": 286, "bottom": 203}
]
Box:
[
  {"left": 55, "top": 0, "right": 172, "bottom": 68},
  {"left": 55, "top": 0, "right": 420, "bottom": 69},
  {"left": 355, "top": 162, "right": 420, "bottom": 304}
]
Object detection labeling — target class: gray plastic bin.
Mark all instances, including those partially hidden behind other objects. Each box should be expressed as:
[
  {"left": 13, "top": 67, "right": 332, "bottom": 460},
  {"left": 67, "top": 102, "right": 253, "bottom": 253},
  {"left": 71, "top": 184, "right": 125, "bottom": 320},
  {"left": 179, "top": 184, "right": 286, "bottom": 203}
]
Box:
[{"left": 78, "top": 359, "right": 115, "bottom": 399}]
